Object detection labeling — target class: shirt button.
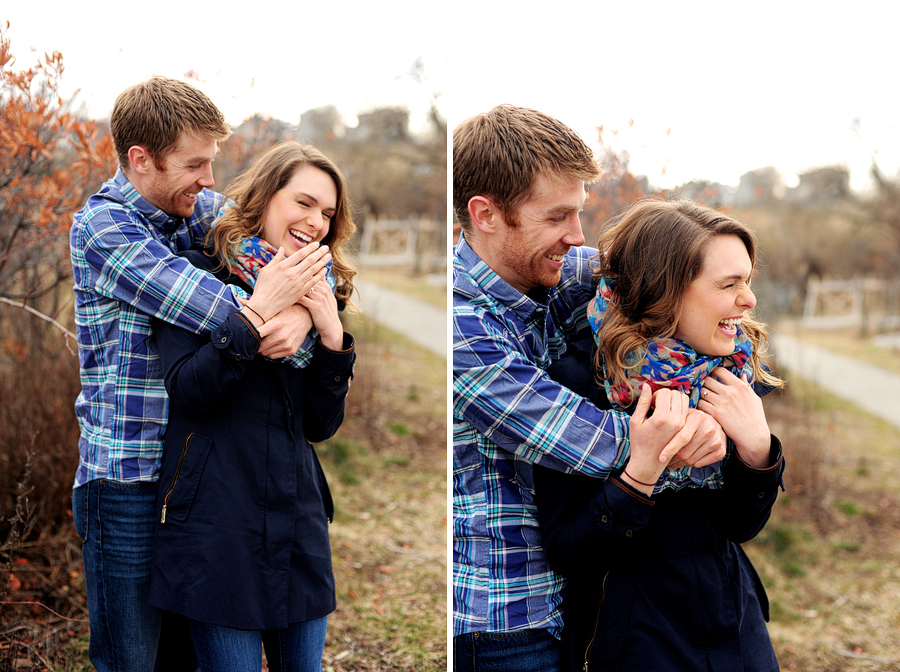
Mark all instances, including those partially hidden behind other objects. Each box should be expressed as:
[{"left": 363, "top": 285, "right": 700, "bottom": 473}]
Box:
[
  {"left": 235, "top": 354, "right": 242, "bottom": 361},
  {"left": 757, "top": 491, "right": 766, "bottom": 498},
  {"left": 334, "top": 376, "right": 341, "bottom": 382},
  {"left": 601, "top": 515, "right": 609, "bottom": 524},
  {"left": 220, "top": 336, "right": 228, "bottom": 344},
  {"left": 625, "top": 530, "right": 633, "bottom": 538}
]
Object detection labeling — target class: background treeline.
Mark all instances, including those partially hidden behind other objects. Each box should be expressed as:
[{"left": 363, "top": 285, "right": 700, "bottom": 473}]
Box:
[{"left": 582, "top": 126, "right": 900, "bottom": 327}]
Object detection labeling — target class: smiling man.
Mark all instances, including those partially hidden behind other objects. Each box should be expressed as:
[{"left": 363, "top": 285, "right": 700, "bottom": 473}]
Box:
[
  {"left": 68, "top": 77, "right": 325, "bottom": 672},
  {"left": 451, "top": 105, "right": 727, "bottom": 672}
]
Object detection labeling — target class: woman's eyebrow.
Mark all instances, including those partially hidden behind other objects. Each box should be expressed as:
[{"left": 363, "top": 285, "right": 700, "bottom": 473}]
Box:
[{"left": 294, "top": 191, "right": 318, "bottom": 204}]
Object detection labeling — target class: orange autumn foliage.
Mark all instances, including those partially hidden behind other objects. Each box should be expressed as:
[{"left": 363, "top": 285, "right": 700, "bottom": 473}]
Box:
[{"left": 0, "top": 21, "right": 116, "bottom": 300}]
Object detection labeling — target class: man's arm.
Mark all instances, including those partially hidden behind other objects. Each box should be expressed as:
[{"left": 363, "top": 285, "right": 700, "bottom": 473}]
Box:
[
  {"left": 74, "top": 205, "right": 319, "bottom": 363},
  {"left": 453, "top": 303, "right": 631, "bottom": 477},
  {"left": 74, "top": 206, "right": 241, "bottom": 335}
]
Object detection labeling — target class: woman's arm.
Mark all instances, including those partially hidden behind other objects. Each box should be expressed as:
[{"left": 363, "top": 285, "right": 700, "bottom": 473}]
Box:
[
  {"left": 302, "top": 333, "right": 356, "bottom": 442},
  {"left": 713, "top": 436, "right": 785, "bottom": 543},
  {"left": 534, "top": 465, "right": 654, "bottom": 579},
  {"left": 155, "top": 310, "right": 262, "bottom": 417}
]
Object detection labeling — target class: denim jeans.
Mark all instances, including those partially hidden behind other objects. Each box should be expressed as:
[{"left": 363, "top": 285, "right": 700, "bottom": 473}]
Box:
[
  {"left": 189, "top": 616, "right": 328, "bottom": 672},
  {"left": 453, "top": 629, "right": 563, "bottom": 672},
  {"left": 73, "top": 479, "right": 197, "bottom": 672}
]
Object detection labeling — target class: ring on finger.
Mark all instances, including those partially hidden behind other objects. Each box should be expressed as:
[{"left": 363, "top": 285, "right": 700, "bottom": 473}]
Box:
[
  {"left": 308, "top": 286, "right": 316, "bottom": 296},
  {"left": 702, "top": 388, "right": 709, "bottom": 399}
]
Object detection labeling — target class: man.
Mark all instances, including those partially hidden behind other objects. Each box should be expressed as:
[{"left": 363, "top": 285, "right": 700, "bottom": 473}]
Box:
[
  {"left": 452, "top": 105, "right": 725, "bottom": 671},
  {"left": 69, "top": 76, "right": 328, "bottom": 671}
]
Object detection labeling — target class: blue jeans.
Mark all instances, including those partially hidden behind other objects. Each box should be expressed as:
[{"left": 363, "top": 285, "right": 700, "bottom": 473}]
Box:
[
  {"left": 73, "top": 479, "right": 197, "bottom": 672},
  {"left": 189, "top": 616, "right": 328, "bottom": 672},
  {"left": 453, "top": 630, "right": 563, "bottom": 672}
]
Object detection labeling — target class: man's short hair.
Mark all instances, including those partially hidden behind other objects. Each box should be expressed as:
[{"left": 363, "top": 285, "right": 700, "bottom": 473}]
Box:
[
  {"left": 110, "top": 76, "right": 232, "bottom": 171},
  {"left": 452, "top": 105, "right": 602, "bottom": 233}
]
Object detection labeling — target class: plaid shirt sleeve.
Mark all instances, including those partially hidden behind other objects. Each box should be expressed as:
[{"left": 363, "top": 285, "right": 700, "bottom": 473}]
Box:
[
  {"left": 74, "top": 204, "right": 240, "bottom": 335},
  {"left": 453, "top": 300, "right": 631, "bottom": 476}
]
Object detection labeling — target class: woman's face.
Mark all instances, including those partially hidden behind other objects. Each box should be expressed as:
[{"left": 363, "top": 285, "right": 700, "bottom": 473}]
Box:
[
  {"left": 262, "top": 164, "right": 336, "bottom": 252},
  {"left": 674, "top": 234, "right": 757, "bottom": 356}
]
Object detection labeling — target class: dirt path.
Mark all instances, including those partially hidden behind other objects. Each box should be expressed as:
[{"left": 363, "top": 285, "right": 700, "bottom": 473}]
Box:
[
  {"left": 771, "top": 334, "right": 900, "bottom": 431},
  {"left": 354, "top": 279, "right": 447, "bottom": 360}
]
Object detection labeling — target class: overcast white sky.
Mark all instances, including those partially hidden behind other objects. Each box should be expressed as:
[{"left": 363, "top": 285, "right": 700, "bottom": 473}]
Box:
[
  {"left": 446, "top": 1, "right": 900, "bottom": 193},
  {"left": 4, "top": 1, "right": 446, "bottom": 132},
  {"left": 6, "top": 1, "right": 898, "bottom": 193}
]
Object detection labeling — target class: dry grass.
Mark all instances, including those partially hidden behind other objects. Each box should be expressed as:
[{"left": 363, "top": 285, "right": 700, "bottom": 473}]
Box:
[
  {"left": 318, "top": 310, "right": 447, "bottom": 671},
  {"left": 0, "top": 303, "right": 447, "bottom": 671},
  {"left": 747, "top": 368, "right": 900, "bottom": 671}
]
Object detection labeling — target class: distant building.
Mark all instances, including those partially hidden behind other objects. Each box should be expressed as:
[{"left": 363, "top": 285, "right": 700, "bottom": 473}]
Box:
[
  {"left": 786, "top": 166, "right": 852, "bottom": 204},
  {"left": 296, "top": 105, "right": 346, "bottom": 144},
  {"left": 668, "top": 179, "right": 735, "bottom": 207},
  {"left": 345, "top": 107, "right": 411, "bottom": 144},
  {"left": 734, "top": 166, "right": 784, "bottom": 206}
]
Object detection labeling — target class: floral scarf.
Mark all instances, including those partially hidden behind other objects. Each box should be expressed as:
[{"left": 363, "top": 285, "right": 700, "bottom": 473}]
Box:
[{"left": 587, "top": 276, "right": 754, "bottom": 490}]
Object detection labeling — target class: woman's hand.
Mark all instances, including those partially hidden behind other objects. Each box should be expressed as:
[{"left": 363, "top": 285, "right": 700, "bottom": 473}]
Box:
[
  {"left": 624, "top": 385, "right": 690, "bottom": 494},
  {"left": 697, "top": 367, "right": 771, "bottom": 468},
  {"left": 298, "top": 279, "right": 343, "bottom": 351},
  {"left": 245, "top": 244, "right": 332, "bottom": 321}
]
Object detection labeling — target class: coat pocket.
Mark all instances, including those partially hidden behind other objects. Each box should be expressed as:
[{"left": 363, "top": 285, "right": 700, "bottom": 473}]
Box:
[
  {"left": 310, "top": 446, "right": 335, "bottom": 523},
  {"left": 159, "top": 432, "right": 213, "bottom": 524},
  {"left": 736, "top": 542, "right": 770, "bottom": 621}
]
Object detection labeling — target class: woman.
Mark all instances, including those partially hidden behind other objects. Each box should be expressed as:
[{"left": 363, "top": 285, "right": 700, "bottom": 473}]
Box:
[
  {"left": 148, "top": 142, "right": 357, "bottom": 671},
  {"left": 534, "top": 199, "right": 785, "bottom": 671}
]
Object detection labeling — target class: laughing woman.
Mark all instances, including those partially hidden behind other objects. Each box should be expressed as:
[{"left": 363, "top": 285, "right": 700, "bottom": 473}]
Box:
[
  {"left": 149, "top": 142, "right": 356, "bottom": 672},
  {"left": 534, "top": 199, "right": 785, "bottom": 671}
]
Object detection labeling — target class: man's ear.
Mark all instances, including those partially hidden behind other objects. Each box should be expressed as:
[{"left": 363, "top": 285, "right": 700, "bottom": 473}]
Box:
[
  {"left": 468, "top": 196, "right": 503, "bottom": 235},
  {"left": 127, "top": 145, "right": 153, "bottom": 175}
]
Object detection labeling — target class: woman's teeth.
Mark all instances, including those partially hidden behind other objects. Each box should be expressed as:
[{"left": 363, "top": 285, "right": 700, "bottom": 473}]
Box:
[
  {"left": 719, "top": 318, "right": 741, "bottom": 332},
  {"left": 290, "top": 230, "right": 312, "bottom": 246}
]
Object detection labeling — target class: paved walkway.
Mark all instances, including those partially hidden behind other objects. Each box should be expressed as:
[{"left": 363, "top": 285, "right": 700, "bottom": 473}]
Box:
[
  {"left": 354, "top": 279, "right": 447, "bottom": 360},
  {"left": 771, "top": 334, "right": 900, "bottom": 430}
]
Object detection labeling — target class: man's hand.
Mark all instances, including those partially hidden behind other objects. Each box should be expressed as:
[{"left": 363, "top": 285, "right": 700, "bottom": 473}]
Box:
[
  {"left": 624, "top": 386, "right": 690, "bottom": 491},
  {"left": 258, "top": 304, "right": 313, "bottom": 359},
  {"left": 666, "top": 409, "right": 727, "bottom": 469}
]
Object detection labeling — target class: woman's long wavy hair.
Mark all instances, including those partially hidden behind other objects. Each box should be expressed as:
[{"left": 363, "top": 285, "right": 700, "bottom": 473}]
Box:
[
  {"left": 206, "top": 141, "right": 357, "bottom": 306},
  {"left": 594, "top": 199, "right": 783, "bottom": 392}
]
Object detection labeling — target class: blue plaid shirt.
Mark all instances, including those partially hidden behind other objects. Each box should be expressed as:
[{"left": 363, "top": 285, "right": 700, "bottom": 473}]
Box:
[
  {"left": 70, "top": 169, "right": 312, "bottom": 488},
  {"left": 452, "top": 235, "right": 633, "bottom": 639}
]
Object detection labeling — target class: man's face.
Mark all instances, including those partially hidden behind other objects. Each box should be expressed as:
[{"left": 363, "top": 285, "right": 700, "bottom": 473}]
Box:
[
  {"left": 492, "top": 173, "right": 587, "bottom": 293},
  {"left": 142, "top": 133, "right": 218, "bottom": 218}
]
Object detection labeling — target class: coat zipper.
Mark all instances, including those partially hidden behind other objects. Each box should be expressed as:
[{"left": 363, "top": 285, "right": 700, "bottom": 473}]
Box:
[
  {"left": 160, "top": 432, "right": 194, "bottom": 523},
  {"left": 583, "top": 572, "right": 610, "bottom": 671}
]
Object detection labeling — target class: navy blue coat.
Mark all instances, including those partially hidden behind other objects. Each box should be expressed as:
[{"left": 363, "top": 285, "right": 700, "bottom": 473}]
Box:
[
  {"left": 148, "top": 248, "right": 355, "bottom": 631},
  {"left": 534, "top": 344, "right": 783, "bottom": 672}
]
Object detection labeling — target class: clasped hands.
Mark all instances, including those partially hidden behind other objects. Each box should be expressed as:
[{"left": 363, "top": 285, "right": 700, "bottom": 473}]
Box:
[
  {"left": 624, "top": 368, "right": 771, "bottom": 492},
  {"left": 240, "top": 243, "right": 341, "bottom": 358}
]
